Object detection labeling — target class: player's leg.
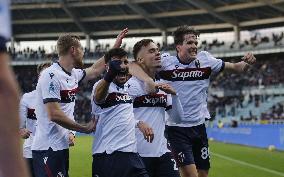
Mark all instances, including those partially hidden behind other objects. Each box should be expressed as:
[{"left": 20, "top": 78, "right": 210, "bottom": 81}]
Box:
[
  {"left": 197, "top": 169, "right": 208, "bottom": 177},
  {"left": 141, "top": 157, "right": 156, "bottom": 177},
  {"left": 32, "top": 148, "right": 69, "bottom": 177},
  {"left": 179, "top": 164, "right": 198, "bottom": 177},
  {"left": 165, "top": 126, "right": 198, "bottom": 177},
  {"left": 192, "top": 124, "right": 210, "bottom": 177},
  {"left": 92, "top": 153, "right": 106, "bottom": 177},
  {"left": 156, "top": 152, "right": 180, "bottom": 177},
  {"left": 25, "top": 158, "right": 35, "bottom": 177},
  {"left": 107, "top": 152, "right": 149, "bottom": 177}
]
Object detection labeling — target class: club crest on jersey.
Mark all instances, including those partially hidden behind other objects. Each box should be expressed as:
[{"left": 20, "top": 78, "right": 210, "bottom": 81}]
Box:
[
  {"left": 195, "top": 60, "right": 200, "bottom": 68},
  {"left": 49, "top": 73, "right": 54, "bottom": 79},
  {"left": 49, "top": 82, "right": 55, "bottom": 93},
  {"left": 116, "top": 84, "right": 130, "bottom": 91}
]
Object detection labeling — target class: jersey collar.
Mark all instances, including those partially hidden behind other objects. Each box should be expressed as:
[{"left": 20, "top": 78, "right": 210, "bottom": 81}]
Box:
[
  {"left": 56, "top": 62, "right": 72, "bottom": 76},
  {"left": 176, "top": 54, "right": 195, "bottom": 65}
]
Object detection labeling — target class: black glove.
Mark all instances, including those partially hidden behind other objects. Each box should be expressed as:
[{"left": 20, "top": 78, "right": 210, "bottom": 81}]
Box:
[
  {"left": 104, "top": 60, "right": 122, "bottom": 82},
  {"left": 0, "top": 36, "right": 7, "bottom": 53}
]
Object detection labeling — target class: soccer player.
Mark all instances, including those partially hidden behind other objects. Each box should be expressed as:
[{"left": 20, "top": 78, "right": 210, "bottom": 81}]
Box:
[
  {"left": 31, "top": 29, "right": 128, "bottom": 177},
  {"left": 128, "top": 39, "right": 181, "bottom": 177},
  {"left": 0, "top": 0, "right": 30, "bottom": 176},
  {"left": 131, "top": 25, "right": 256, "bottom": 177},
  {"left": 19, "top": 62, "right": 52, "bottom": 177},
  {"left": 92, "top": 48, "right": 152, "bottom": 177}
]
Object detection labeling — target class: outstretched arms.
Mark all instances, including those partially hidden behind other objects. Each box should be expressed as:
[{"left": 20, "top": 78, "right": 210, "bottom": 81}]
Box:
[{"left": 224, "top": 52, "right": 256, "bottom": 73}]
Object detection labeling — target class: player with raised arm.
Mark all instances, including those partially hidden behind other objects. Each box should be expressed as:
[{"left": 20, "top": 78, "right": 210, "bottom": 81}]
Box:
[
  {"left": 31, "top": 29, "right": 128, "bottom": 177},
  {"left": 131, "top": 25, "right": 256, "bottom": 177},
  {"left": 92, "top": 48, "right": 153, "bottom": 177}
]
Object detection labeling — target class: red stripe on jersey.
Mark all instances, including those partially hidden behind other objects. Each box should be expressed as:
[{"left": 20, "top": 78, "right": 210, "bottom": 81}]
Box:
[
  {"left": 60, "top": 87, "right": 79, "bottom": 103},
  {"left": 133, "top": 94, "right": 167, "bottom": 108},
  {"left": 97, "top": 92, "right": 132, "bottom": 108}
]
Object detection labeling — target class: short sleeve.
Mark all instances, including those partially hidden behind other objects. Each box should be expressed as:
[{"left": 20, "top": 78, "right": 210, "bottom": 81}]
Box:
[
  {"left": 198, "top": 51, "right": 224, "bottom": 74},
  {"left": 91, "top": 83, "right": 98, "bottom": 115},
  {"left": 19, "top": 95, "right": 28, "bottom": 129},
  {"left": 39, "top": 71, "right": 61, "bottom": 104}
]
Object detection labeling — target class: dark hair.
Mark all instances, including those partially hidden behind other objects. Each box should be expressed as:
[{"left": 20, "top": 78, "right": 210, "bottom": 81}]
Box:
[
  {"left": 132, "top": 39, "right": 154, "bottom": 60},
  {"left": 57, "top": 34, "right": 81, "bottom": 56},
  {"left": 173, "top": 25, "right": 200, "bottom": 45},
  {"left": 37, "top": 61, "right": 52, "bottom": 74},
  {"left": 104, "top": 48, "right": 128, "bottom": 63}
]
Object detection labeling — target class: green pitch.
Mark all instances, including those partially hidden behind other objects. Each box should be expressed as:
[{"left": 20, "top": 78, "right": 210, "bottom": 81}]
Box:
[{"left": 69, "top": 136, "right": 284, "bottom": 177}]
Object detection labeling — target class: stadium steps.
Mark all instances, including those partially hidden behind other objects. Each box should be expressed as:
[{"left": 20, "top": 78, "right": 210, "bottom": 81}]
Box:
[{"left": 216, "top": 95, "right": 284, "bottom": 121}]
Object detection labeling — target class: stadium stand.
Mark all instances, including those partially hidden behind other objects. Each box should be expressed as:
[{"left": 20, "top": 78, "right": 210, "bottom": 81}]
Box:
[{"left": 10, "top": 0, "right": 284, "bottom": 126}]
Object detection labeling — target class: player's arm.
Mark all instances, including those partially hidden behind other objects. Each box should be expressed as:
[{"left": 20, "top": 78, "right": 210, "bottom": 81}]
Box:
[
  {"left": 94, "top": 80, "right": 111, "bottom": 103},
  {"left": 157, "top": 83, "right": 184, "bottom": 122},
  {"left": 224, "top": 52, "right": 256, "bottom": 73},
  {"left": 19, "top": 96, "right": 31, "bottom": 139},
  {"left": 94, "top": 59, "right": 123, "bottom": 103},
  {"left": 45, "top": 102, "right": 96, "bottom": 133},
  {"left": 129, "top": 62, "right": 157, "bottom": 93},
  {"left": 83, "top": 28, "right": 128, "bottom": 81}
]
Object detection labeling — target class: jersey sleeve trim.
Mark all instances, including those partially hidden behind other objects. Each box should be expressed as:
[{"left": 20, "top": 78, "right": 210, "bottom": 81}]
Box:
[
  {"left": 78, "top": 69, "right": 86, "bottom": 85},
  {"left": 219, "top": 61, "right": 225, "bottom": 73},
  {"left": 43, "top": 98, "right": 61, "bottom": 104}
]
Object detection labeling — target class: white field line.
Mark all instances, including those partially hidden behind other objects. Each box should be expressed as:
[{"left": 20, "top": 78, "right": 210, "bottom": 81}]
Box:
[{"left": 211, "top": 152, "right": 284, "bottom": 176}]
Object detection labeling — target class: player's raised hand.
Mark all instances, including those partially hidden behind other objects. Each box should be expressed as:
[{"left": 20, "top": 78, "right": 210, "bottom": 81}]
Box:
[
  {"left": 156, "top": 83, "right": 176, "bottom": 95},
  {"left": 104, "top": 60, "right": 123, "bottom": 82},
  {"left": 242, "top": 52, "right": 256, "bottom": 65},
  {"left": 113, "top": 28, "right": 128, "bottom": 48},
  {"left": 19, "top": 128, "right": 31, "bottom": 139},
  {"left": 137, "top": 121, "right": 154, "bottom": 143}
]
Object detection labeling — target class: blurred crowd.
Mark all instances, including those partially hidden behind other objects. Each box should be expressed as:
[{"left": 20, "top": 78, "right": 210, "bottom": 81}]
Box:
[
  {"left": 210, "top": 53, "right": 284, "bottom": 89},
  {"left": 260, "top": 102, "right": 284, "bottom": 121},
  {"left": 13, "top": 51, "right": 284, "bottom": 124},
  {"left": 9, "top": 31, "right": 284, "bottom": 62}
]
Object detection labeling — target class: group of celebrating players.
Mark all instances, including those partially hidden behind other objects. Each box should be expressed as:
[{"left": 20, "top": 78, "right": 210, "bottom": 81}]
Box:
[
  {"left": 0, "top": 2, "right": 257, "bottom": 176},
  {"left": 17, "top": 25, "right": 256, "bottom": 177}
]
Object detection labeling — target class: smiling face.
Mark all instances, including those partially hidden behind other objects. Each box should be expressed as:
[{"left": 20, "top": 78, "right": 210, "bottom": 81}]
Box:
[
  {"left": 176, "top": 33, "right": 198, "bottom": 62},
  {"left": 137, "top": 42, "right": 161, "bottom": 69}
]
